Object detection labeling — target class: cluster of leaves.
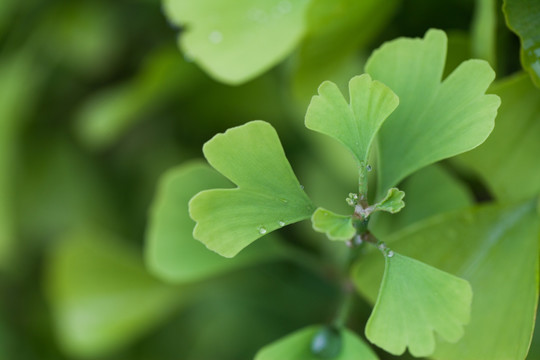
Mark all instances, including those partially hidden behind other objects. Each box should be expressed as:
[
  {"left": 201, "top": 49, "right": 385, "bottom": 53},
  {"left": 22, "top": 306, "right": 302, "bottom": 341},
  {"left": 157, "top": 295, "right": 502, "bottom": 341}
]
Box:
[
  {"left": 176, "top": 28, "right": 498, "bottom": 358},
  {"left": 1, "top": 0, "right": 540, "bottom": 360}
]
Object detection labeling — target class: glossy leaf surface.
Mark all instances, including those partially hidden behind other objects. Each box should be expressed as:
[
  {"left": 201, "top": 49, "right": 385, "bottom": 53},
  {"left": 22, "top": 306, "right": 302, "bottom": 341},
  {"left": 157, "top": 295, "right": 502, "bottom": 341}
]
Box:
[
  {"left": 46, "top": 231, "right": 183, "bottom": 357},
  {"left": 190, "top": 121, "right": 315, "bottom": 257},
  {"left": 305, "top": 74, "right": 398, "bottom": 166},
  {"left": 504, "top": 0, "right": 540, "bottom": 87},
  {"left": 366, "top": 253, "right": 472, "bottom": 357},
  {"left": 458, "top": 73, "right": 540, "bottom": 201},
  {"left": 311, "top": 207, "right": 355, "bottom": 241},
  {"left": 355, "top": 201, "right": 539, "bottom": 359},
  {"left": 365, "top": 29, "right": 500, "bottom": 195},
  {"left": 255, "top": 325, "right": 378, "bottom": 360},
  {"left": 164, "top": 0, "right": 310, "bottom": 84},
  {"left": 146, "top": 161, "right": 284, "bottom": 283}
]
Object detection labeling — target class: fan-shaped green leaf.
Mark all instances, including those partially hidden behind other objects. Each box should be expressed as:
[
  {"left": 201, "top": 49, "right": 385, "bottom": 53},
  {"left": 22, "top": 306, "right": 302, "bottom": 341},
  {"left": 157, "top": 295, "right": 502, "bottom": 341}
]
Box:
[
  {"left": 355, "top": 201, "right": 539, "bottom": 359},
  {"left": 311, "top": 207, "right": 355, "bottom": 241},
  {"left": 163, "top": 0, "right": 310, "bottom": 84},
  {"left": 365, "top": 29, "right": 500, "bottom": 195},
  {"left": 255, "top": 325, "right": 379, "bottom": 360},
  {"left": 373, "top": 188, "right": 405, "bottom": 214},
  {"left": 305, "top": 74, "right": 399, "bottom": 166},
  {"left": 457, "top": 73, "right": 540, "bottom": 202},
  {"left": 146, "top": 161, "right": 285, "bottom": 283},
  {"left": 365, "top": 252, "right": 472, "bottom": 357},
  {"left": 46, "top": 231, "right": 183, "bottom": 357},
  {"left": 504, "top": 0, "right": 540, "bottom": 87},
  {"left": 190, "top": 121, "right": 315, "bottom": 257}
]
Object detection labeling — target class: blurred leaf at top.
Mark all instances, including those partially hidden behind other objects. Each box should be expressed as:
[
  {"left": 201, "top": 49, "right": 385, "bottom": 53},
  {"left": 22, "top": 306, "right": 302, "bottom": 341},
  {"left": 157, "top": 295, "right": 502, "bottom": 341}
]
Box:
[
  {"left": 292, "top": 0, "right": 399, "bottom": 102},
  {"left": 163, "top": 0, "right": 310, "bottom": 84},
  {"left": 366, "top": 29, "right": 500, "bottom": 197},
  {"left": 504, "top": 0, "right": 540, "bottom": 87}
]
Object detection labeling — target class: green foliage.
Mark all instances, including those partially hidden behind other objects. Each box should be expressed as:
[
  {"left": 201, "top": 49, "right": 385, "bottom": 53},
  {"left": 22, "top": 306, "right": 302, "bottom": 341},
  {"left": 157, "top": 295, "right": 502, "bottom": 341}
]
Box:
[
  {"left": 370, "top": 164, "right": 474, "bottom": 238},
  {"left": 504, "top": 0, "right": 540, "bottom": 87},
  {"left": 46, "top": 230, "right": 183, "bottom": 357},
  {"left": 365, "top": 29, "right": 500, "bottom": 195},
  {"left": 185, "top": 29, "right": 509, "bottom": 359},
  {"left": 355, "top": 201, "right": 539, "bottom": 359},
  {"left": 458, "top": 73, "right": 540, "bottom": 201},
  {"left": 255, "top": 325, "right": 379, "bottom": 360},
  {"left": 471, "top": 0, "right": 497, "bottom": 66},
  {"left": 163, "top": 0, "right": 310, "bottom": 84},
  {"left": 3, "top": 1, "right": 540, "bottom": 359},
  {"left": 76, "top": 47, "right": 202, "bottom": 150},
  {"left": 293, "top": 0, "right": 399, "bottom": 101},
  {"left": 189, "top": 121, "right": 315, "bottom": 257},
  {"left": 305, "top": 74, "right": 399, "bottom": 167},
  {"left": 146, "top": 161, "right": 285, "bottom": 282},
  {"left": 311, "top": 208, "right": 356, "bottom": 241},
  {"left": 366, "top": 252, "right": 472, "bottom": 357},
  {"left": 372, "top": 188, "right": 405, "bottom": 214},
  {"left": 0, "top": 52, "right": 41, "bottom": 269}
]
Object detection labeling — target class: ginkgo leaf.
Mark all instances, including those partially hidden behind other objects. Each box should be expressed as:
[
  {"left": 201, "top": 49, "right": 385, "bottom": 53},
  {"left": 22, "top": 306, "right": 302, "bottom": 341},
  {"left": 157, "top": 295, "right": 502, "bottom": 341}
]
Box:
[
  {"left": 305, "top": 74, "right": 399, "bottom": 166},
  {"left": 366, "top": 29, "right": 500, "bottom": 196},
  {"left": 457, "top": 73, "right": 540, "bottom": 202},
  {"left": 163, "top": 0, "right": 310, "bottom": 84},
  {"left": 255, "top": 325, "right": 379, "bottom": 360},
  {"left": 46, "top": 230, "right": 183, "bottom": 357},
  {"left": 311, "top": 207, "right": 355, "bottom": 241},
  {"left": 190, "top": 121, "right": 315, "bottom": 257},
  {"left": 355, "top": 201, "right": 539, "bottom": 360},
  {"left": 146, "top": 161, "right": 285, "bottom": 283},
  {"left": 503, "top": 0, "right": 540, "bottom": 87},
  {"left": 365, "top": 252, "right": 472, "bottom": 357},
  {"left": 372, "top": 187, "right": 405, "bottom": 214}
]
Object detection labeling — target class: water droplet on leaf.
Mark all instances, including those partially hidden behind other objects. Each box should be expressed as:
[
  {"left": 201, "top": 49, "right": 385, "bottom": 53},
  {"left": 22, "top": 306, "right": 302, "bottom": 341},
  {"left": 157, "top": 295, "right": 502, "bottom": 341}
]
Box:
[
  {"left": 311, "top": 326, "right": 342, "bottom": 359},
  {"left": 278, "top": 221, "right": 285, "bottom": 227},
  {"left": 387, "top": 250, "right": 394, "bottom": 258},
  {"left": 209, "top": 31, "right": 223, "bottom": 44},
  {"left": 258, "top": 226, "right": 267, "bottom": 235},
  {"left": 366, "top": 164, "right": 372, "bottom": 172}
]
